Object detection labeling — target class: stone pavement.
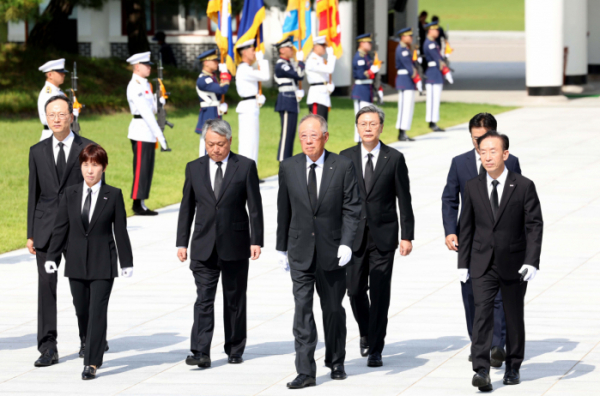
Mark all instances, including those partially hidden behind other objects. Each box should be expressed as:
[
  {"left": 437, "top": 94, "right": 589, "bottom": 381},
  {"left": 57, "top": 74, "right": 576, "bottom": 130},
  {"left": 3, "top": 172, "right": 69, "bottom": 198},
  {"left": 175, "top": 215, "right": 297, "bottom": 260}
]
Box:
[{"left": 1, "top": 106, "right": 600, "bottom": 395}]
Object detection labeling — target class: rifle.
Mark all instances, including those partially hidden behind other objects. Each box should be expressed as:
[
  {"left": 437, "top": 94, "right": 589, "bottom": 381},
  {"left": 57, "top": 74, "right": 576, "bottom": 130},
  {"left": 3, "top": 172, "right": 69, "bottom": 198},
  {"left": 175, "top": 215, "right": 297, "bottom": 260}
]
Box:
[
  {"left": 412, "top": 49, "right": 426, "bottom": 96},
  {"left": 155, "top": 53, "right": 174, "bottom": 152},
  {"left": 69, "top": 62, "right": 84, "bottom": 135}
]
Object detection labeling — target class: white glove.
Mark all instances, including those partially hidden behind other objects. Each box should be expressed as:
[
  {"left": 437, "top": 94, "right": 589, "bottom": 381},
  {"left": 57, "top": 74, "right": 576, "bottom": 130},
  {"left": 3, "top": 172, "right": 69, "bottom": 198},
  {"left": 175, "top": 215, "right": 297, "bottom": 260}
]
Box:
[
  {"left": 326, "top": 83, "right": 335, "bottom": 94},
  {"left": 257, "top": 94, "right": 266, "bottom": 106},
  {"left": 73, "top": 108, "right": 80, "bottom": 117},
  {"left": 44, "top": 261, "right": 57, "bottom": 274},
  {"left": 255, "top": 51, "right": 264, "bottom": 62},
  {"left": 377, "top": 90, "right": 384, "bottom": 102},
  {"left": 337, "top": 245, "right": 353, "bottom": 267},
  {"left": 295, "top": 89, "right": 305, "bottom": 101},
  {"left": 218, "top": 102, "right": 228, "bottom": 115},
  {"left": 519, "top": 265, "right": 537, "bottom": 282},
  {"left": 159, "top": 97, "right": 166, "bottom": 105},
  {"left": 370, "top": 65, "right": 380, "bottom": 74},
  {"left": 121, "top": 267, "right": 133, "bottom": 277},
  {"left": 218, "top": 63, "right": 228, "bottom": 73},
  {"left": 159, "top": 139, "right": 168, "bottom": 151},
  {"left": 326, "top": 47, "right": 334, "bottom": 58},
  {"left": 445, "top": 71, "right": 454, "bottom": 84},
  {"left": 277, "top": 251, "right": 290, "bottom": 272},
  {"left": 417, "top": 56, "right": 422, "bottom": 63},
  {"left": 458, "top": 268, "right": 470, "bottom": 283},
  {"left": 416, "top": 80, "right": 423, "bottom": 92},
  {"left": 295, "top": 51, "right": 304, "bottom": 62}
]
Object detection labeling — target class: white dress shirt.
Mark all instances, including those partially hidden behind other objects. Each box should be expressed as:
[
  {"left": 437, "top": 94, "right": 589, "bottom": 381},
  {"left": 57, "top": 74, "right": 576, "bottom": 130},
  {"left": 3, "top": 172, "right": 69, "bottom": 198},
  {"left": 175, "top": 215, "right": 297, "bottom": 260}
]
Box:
[
  {"left": 486, "top": 165, "right": 509, "bottom": 204},
  {"left": 52, "top": 131, "right": 75, "bottom": 164},
  {"left": 306, "top": 151, "right": 325, "bottom": 198},
  {"left": 81, "top": 180, "right": 102, "bottom": 222},
  {"left": 360, "top": 142, "right": 381, "bottom": 177},
  {"left": 209, "top": 153, "right": 230, "bottom": 190}
]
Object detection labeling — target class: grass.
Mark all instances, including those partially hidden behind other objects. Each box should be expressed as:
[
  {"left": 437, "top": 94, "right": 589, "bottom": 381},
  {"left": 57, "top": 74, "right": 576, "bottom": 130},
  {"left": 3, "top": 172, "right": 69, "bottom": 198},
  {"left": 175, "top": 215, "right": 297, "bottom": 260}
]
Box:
[
  {"left": 420, "top": 0, "right": 524, "bottom": 31},
  {"left": 1, "top": 98, "right": 515, "bottom": 254}
]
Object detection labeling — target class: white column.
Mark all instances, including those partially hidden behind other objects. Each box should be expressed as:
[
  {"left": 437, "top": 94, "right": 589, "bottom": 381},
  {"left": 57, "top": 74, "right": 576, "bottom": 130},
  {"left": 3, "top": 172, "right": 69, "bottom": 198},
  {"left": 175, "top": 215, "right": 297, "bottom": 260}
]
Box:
[
  {"left": 334, "top": 0, "right": 354, "bottom": 89},
  {"left": 525, "top": 0, "right": 564, "bottom": 95},
  {"left": 564, "top": 0, "right": 587, "bottom": 84},
  {"left": 405, "top": 0, "right": 419, "bottom": 32},
  {"left": 587, "top": 0, "right": 600, "bottom": 74},
  {"left": 374, "top": 0, "right": 388, "bottom": 69}
]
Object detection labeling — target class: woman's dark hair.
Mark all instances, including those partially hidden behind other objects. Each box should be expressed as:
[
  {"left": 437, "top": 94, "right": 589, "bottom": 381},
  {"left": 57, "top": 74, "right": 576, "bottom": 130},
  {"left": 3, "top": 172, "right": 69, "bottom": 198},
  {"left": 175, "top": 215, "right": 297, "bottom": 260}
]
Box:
[
  {"left": 476, "top": 130, "right": 509, "bottom": 151},
  {"left": 468, "top": 112, "right": 497, "bottom": 133},
  {"left": 79, "top": 144, "right": 108, "bottom": 169}
]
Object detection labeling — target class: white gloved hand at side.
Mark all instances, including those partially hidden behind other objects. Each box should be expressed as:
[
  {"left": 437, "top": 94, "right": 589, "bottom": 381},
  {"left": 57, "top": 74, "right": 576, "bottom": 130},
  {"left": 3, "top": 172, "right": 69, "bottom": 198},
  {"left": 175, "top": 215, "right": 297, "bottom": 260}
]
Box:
[
  {"left": 45, "top": 261, "right": 57, "bottom": 274},
  {"left": 218, "top": 63, "right": 228, "bottom": 73},
  {"left": 326, "top": 83, "right": 335, "bottom": 94},
  {"left": 370, "top": 65, "right": 380, "bottom": 74},
  {"left": 326, "top": 47, "right": 334, "bottom": 58},
  {"left": 458, "top": 268, "right": 469, "bottom": 283},
  {"left": 219, "top": 102, "right": 228, "bottom": 115},
  {"left": 257, "top": 94, "right": 266, "bottom": 106},
  {"left": 445, "top": 71, "right": 454, "bottom": 84},
  {"left": 295, "top": 89, "right": 305, "bottom": 101},
  {"left": 73, "top": 108, "right": 80, "bottom": 117},
  {"left": 377, "top": 90, "right": 384, "bottom": 102},
  {"left": 159, "top": 97, "right": 166, "bottom": 105},
  {"left": 277, "top": 250, "right": 290, "bottom": 272},
  {"left": 255, "top": 51, "right": 264, "bottom": 62},
  {"left": 295, "top": 51, "right": 304, "bottom": 62},
  {"left": 416, "top": 80, "right": 423, "bottom": 92},
  {"left": 519, "top": 265, "right": 537, "bottom": 282},
  {"left": 337, "top": 245, "right": 353, "bottom": 267},
  {"left": 121, "top": 267, "right": 134, "bottom": 277}
]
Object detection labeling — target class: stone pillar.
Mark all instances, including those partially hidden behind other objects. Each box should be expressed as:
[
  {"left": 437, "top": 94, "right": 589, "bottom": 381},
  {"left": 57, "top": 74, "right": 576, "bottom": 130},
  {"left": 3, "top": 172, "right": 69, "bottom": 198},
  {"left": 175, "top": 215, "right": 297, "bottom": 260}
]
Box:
[
  {"left": 587, "top": 0, "right": 600, "bottom": 74},
  {"left": 333, "top": 0, "right": 354, "bottom": 92},
  {"left": 564, "top": 0, "right": 587, "bottom": 84}
]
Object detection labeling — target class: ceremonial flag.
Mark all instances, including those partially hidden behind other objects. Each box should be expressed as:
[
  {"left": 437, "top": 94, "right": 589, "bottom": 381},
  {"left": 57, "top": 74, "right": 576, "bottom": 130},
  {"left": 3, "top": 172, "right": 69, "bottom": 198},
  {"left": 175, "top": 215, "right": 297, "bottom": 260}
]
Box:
[
  {"left": 316, "top": 0, "right": 342, "bottom": 59},
  {"left": 234, "top": 0, "right": 265, "bottom": 65},
  {"left": 207, "top": 0, "right": 236, "bottom": 74},
  {"left": 281, "top": 0, "right": 313, "bottom": 59}
]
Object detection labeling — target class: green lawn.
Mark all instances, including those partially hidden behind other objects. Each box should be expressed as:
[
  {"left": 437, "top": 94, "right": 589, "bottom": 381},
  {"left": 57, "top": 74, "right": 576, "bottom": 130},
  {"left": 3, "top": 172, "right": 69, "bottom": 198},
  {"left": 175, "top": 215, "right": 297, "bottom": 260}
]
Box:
[
  {"left": 420, "top": 0, "right": 524, "bottom": 31},
  {"left": 0, "top": 99, "right": 515, "bottom": 253}
]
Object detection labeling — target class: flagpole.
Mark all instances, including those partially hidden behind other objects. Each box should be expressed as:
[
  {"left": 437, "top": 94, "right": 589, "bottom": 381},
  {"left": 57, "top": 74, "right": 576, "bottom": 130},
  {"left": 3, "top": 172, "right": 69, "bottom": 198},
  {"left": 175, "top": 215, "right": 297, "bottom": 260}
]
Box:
[{"left": 298, "top": 3, "right": 303, "bottom": 90}]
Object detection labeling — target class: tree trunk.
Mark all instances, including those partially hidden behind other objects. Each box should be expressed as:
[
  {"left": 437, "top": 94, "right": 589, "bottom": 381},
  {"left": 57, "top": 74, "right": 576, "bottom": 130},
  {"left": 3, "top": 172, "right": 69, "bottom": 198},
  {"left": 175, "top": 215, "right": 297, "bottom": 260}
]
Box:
[
  {"left": 28, "top": 0, "right": 77, "bottom": 52},
  {"left": 124, "top": 0, "right": 150, "bottom": 56}
]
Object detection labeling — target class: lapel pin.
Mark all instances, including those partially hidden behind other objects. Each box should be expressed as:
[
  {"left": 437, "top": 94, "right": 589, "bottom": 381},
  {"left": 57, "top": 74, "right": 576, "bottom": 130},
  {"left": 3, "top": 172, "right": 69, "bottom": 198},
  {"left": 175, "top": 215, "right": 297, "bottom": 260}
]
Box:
[
  {"left": 104, "top": 197, "right": 108, "bottom": 200},
  {"left": 330, "top": 167, "right": 333, "bottom": 169},
  {"left": 510, "top": 184, "right": 514, "bottom": 187}
]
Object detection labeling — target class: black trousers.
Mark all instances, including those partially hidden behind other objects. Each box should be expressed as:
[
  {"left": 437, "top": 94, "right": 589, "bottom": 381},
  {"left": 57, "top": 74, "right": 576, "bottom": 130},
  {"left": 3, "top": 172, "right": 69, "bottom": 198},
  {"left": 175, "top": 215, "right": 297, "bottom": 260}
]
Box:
[
  {"left": 130, "top": 139, "right": 155, "bottom": 200},
  {"left": 461, "top": 277, "right": 506, "bottom": 348},
  {"left": 69, "top": 278, "right": 114, "bottom": 366},
  {"left": 277, "top": 111, "right": 298, "bottom": 162},
  {"left": 35, "top": 244, "right": 62, "bottom": 353},
  {"left": 290, "top": 253, "right": 347, "bottom": 377},
  {"left": 346, "top": 227, "right": 395, "bottom": 355},
  {"left": 471, "top": 264, "right": 527, "bottom": 373},
  {"left": 190, "top": 247, "right": 249, "bottom": 357},
  {"left": 309, "top": 103, "right": 329, "bottom": 122}
]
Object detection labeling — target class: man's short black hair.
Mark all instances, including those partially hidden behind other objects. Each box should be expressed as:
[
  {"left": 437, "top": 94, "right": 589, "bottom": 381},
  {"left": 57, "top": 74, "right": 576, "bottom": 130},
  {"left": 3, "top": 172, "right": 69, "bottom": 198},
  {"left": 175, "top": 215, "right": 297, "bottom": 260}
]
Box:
[
  {"left": 469, "top": 112, "right": 497, "bottom": 133},
  {"left": 432, "top": 15, "right": 439, "bottom": 22},
  {"left": 419, "top": 11, "right": 428, "bottom": 17},
  {"left": 477, "top": 130, "right": 509, "bottom": 151},
  {"left": 45, "top": 95, "right": 73, "bottom": 114}
]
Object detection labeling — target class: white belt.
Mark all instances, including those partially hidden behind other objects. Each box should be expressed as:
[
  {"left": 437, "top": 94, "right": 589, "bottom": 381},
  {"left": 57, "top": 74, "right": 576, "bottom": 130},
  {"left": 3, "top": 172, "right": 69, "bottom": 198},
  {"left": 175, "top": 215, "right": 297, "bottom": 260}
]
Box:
[
  {"left": 427, "top": 61, "right": 436, "bottom": 67},
  {"left": 354, "top": 79, "right": 373, "bottom": 85},
  {"left": 397, "top": 69, "right": 409, "bottom": 75},
  {"left": 200, "top": 101, "right": 220, "bottom": 108},
  {"left": 278, "top": 86, "right": 296, "bottom": 93}
]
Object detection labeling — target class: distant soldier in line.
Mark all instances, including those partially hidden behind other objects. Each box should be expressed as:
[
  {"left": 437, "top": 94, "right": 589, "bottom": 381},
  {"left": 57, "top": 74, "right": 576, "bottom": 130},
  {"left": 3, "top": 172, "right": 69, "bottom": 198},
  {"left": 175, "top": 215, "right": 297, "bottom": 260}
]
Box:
[
  {"left": 152, "top": 31, "right": 178, "bottom": 68},
  {"left": 38, "top": 59, "right": 74, "bottom": 141},
  {"left": 418, "top": 11, "right": 429, "bottom": 70},
  {"left": 394, "top": 27, "right": 421, "bottom": 142},
  {"left": 195, "top": 49, "right": 231, "bottom": 156},
  {"left": 306, "top": 36, "right": 336, "bottom": 122},
  {"left": 126, "top": 52, "right": 170, "bottom": 216},
  {"left": 274, "top": 36, "right": 305, "bottom": 162},
  {"left": 351, "top": 33, "right": 382, "bottom": 143}
]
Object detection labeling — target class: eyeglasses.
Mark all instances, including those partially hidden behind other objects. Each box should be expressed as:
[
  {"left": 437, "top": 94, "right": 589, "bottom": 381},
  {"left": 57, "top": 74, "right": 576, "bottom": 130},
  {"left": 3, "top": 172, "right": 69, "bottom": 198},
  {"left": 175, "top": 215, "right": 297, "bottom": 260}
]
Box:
[
  {"left": 46, "top": 113, "right": 69, "bottom": 120},
  {"left": 299, "top": 133, "right": 322, "bottom": 141},
  {"left": 357, "top": 122, "right": 380, "bottom": 129}
]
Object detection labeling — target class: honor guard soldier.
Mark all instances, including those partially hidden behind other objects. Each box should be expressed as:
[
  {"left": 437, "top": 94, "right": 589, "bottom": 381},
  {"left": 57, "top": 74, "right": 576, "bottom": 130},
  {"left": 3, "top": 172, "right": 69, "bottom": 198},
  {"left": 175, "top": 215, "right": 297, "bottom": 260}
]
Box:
[
  {"left": 351, "top": 33, "right": 383, "bottom": 142},
  {"left": 395, "top": 28, "right": 421, "bottom": 142},
  {"left": 235, "top": 39, "right": 270, "bottom": 164},
  {"left": 195, "top": 49, "right": 232, "bottom": 156},
  {"left": 306, "top": 36, "right": 336, "bottom": 122},
  {"left": 423, "top": 21, "right": 453, "bottom": 132},
  {"left": 274, "top": 36, "right": 305, "bottom": 162},
  {"left": 126, "top": 52, "right": 169, "bottom": 216},
  {"left": 38, "top": 59, "right": 72, "bottom": 141}
]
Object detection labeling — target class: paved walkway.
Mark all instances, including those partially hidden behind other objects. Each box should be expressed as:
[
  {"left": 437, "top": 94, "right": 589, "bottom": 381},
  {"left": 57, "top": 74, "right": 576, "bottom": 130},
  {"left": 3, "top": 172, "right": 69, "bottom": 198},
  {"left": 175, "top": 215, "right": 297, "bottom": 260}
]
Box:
[{"left": 1, "top": 106, "right": 599, "bottom": 395}]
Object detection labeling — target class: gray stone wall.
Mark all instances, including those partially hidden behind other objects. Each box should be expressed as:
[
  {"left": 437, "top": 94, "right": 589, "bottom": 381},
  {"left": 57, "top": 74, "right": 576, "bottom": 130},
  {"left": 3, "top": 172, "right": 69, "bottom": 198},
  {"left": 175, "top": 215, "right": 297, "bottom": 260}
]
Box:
[
  {"left": 109, "top": 42, "right": 217, "bottom": 71},
  {"left": 78, "top": 42, "right": 91, "bottom": 57}
]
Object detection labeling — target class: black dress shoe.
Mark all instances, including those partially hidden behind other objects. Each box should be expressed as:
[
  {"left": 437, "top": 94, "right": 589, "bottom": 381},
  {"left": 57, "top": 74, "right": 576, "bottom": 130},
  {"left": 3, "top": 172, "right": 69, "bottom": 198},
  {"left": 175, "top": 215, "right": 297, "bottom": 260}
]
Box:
[
  {"left": 472, "top": 369, "right": 492, "bottom": 392},
  {"left": 503, "top": 368, "right": 520, "bottom": 385},
  {"left": 330, "top": 364, "right": 347, "bottom": 380},
  {"left": 34, "top": 349, "right": 59, "bottom": 367},
  {"left": 491, "top": 346, "right": 506, "bottom": 368},
  {"left": 82, "top": 365, "right": 97, "bottom": 380},
  {"left": 259, "top": 179, "right": 266, "bottom": 184},
  {"left": 185, "top": 352, "right": 211, "bottom": 368},
  {"left": 228, "top": 354, "right": 243, "bottom": 364},
  {"left": 360, "top": 336, "right": 369, "bottom": 357},
  {"left": 367, "top": 353, "right": 383, "bottom": 367},
  {"left": 429, "top": 122, "right": 445, "bottom": 132},
  {"left": 398, "top": 129, "right": 415, "bottom": 141},
  {"left": 286, "top": 374, "right": 316, "bottom": 389}
]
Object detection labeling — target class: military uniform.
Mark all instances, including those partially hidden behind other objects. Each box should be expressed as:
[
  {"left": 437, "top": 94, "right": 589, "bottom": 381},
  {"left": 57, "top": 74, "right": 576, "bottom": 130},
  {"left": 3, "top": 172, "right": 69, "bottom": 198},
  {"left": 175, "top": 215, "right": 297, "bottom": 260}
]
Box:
[
  {"left": 395, "top": 28, "right": 420, "bottom": 142},
  {"left": 306, "top": 36, "right": 335, "bottom": 122},
  {"left": 235, "top": 39, "right": 270, "bottom": 164},
  {"left": 351, "top": 33, "right": 380, "bottom": 142},
  {"left": 423, "top": 22, "right": 453, "bottom": 132},
  {"left": 37, "top": 59, "right": 69, "bottom": 141}
]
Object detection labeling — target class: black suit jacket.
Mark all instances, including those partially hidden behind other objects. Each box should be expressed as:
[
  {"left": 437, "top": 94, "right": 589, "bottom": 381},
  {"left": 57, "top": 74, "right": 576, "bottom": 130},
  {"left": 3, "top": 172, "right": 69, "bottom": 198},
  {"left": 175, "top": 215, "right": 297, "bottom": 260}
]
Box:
[
  {"left": 176, "top": 152, "right": 264, "bottom": 263},
  {"left": 28, "top": 134, "right": 98, "bottom": 248},
  {"left": 458, "top": 170, "right": 543, "bottom": 280},
  {"left": 47, "top": 183, "right": 133, "bottom": 280},
  {"left": 340, "top": 142, "right": 415, "bottom": 252},
  {"left": 276, "top": 150, "right": 361, "bottom": 271}
]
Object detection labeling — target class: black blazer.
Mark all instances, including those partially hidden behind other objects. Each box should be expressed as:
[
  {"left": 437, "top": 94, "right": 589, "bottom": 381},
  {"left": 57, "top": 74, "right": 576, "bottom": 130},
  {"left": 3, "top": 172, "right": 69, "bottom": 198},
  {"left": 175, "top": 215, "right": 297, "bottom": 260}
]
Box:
[
  {"left": 458, "top": 171, "right": 543, "bottom": 280},
  {"left": 176, "top": 152, "right": 264, "bottom": 263},
  {"left": 276, "top": 150, "right": 361, "bottom": 271},
  {"left": 340, "top": 142, "right": 415, "bottom": 252},
  {"left": 28, "top": 134, "right": 98, "bottom": 248},
  {"left": 47, "top": 183, "right": 133, "bottom": 280}
]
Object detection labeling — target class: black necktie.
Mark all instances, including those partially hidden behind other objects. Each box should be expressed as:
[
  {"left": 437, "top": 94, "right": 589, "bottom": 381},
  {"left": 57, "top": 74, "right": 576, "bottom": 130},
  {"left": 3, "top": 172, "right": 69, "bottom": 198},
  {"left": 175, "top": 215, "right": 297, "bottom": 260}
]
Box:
[
  {"left": 490, "top": 180, "right": 499, "bottom": 221},
  {"left": 479, "top": 163, "right": 485, "bottom": 176},
  {"left": 308, "top": 163, "right": 318, "bottom": 212},
  {"left": 82, "top": 188, "right": 92, "bottom": 231},
  {"left": 213, "top": 161, "right": 223, "bottom": 199},
  {"left": 56, "top": 142, "right": 66, "bottom": 180},
  {"left": 365, "top": 153, "right": 374, "bottom": 192}
]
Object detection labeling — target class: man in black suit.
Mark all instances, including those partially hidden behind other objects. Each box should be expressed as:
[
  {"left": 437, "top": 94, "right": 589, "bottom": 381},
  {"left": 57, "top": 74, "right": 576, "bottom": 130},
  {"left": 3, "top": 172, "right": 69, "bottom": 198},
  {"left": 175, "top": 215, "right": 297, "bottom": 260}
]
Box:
[
  {"left": 442, "top": 113, "right": 522, "bottom": 367},
  {"left": 277, "top": 114, "right": 361, "bottom": 388},
  {"left": 27, "top": 96, "right": 99, "bottom": 367},
  {"left": 340, "top": 105, "right": 415, "bottom": 367},
  {"left": 177, "top": 119, "right": 264, "bottom": 368},
  {"left": 459, "top": 131, "right": 543, "bottom": 391}
]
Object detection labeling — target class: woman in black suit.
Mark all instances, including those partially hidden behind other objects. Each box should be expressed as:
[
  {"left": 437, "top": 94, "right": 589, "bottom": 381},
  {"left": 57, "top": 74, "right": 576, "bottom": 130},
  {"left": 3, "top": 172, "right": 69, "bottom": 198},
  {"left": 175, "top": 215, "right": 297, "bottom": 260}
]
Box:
[{"left": 45, "top": 144, "right": 133, "bottom": 380}]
